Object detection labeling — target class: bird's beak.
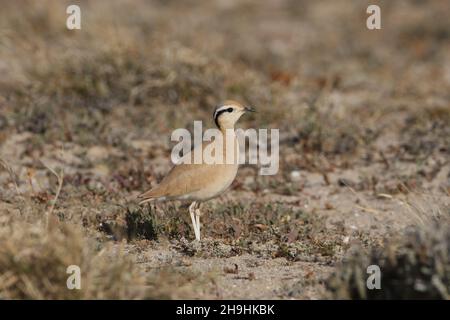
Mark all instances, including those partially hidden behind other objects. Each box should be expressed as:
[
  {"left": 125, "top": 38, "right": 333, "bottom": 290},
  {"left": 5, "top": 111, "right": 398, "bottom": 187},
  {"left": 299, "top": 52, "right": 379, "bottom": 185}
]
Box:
[{"left": 244, "top": 106, "right": 256, "bottom": 113}]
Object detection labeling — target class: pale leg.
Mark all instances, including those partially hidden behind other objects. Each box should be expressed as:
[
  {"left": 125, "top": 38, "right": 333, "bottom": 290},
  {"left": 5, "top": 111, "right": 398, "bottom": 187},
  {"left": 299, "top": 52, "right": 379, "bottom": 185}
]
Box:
[
  {"left": 195, "top": 209, "right": 201, "bottom": 241},
  {"left": 195, "top": 202, "right": 202, "bottom": 241},
  {"left": 189, "top": 202, "right": 199, "bottom": 241}
]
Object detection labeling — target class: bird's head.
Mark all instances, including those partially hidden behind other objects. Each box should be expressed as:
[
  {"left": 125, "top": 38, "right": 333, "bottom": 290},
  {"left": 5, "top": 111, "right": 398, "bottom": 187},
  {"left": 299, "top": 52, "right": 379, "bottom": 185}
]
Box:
[{"left": 213, "top": 100, "right": 255, "bottom": 130}]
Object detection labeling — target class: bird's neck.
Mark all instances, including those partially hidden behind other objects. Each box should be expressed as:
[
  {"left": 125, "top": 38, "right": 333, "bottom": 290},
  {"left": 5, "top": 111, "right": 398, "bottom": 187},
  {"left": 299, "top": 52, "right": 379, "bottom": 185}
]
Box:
[
  {"left": 219, "top": 125, "right": 238, "bottom": 161},
  {"left": 219, "top": 125, "right": 234, "bottom": 133},
  {"left": 217, "top": 115, "right": 238, "bottom": 132}
]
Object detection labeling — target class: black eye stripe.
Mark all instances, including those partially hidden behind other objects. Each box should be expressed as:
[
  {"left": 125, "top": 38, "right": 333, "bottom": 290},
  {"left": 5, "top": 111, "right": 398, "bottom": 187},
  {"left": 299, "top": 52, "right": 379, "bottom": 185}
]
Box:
[
  {"left": 214, "top": 107, "right": 234, "bottom": 128},
  {"left": 214, "top": 108, "right": 233, "bottom": 119}
]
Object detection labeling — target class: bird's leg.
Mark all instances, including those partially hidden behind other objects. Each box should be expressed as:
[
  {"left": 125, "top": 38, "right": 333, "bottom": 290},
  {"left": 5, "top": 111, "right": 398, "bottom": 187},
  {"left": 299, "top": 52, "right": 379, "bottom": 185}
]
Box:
[
  {"left": 196, "top": 213, "right": 201, "bottom": 241},
  {"left": 195, "top": 202, "right": 202, "bottom": 241},
  {"left": 189, "top": 202, "right": 199, "bottom": 241}
]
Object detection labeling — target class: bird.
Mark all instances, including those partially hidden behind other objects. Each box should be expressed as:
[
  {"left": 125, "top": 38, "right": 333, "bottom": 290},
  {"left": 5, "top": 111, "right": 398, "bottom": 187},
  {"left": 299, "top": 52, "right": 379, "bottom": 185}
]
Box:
[{"left": 138, "top": 100, "right": 255, "bottom": 241}]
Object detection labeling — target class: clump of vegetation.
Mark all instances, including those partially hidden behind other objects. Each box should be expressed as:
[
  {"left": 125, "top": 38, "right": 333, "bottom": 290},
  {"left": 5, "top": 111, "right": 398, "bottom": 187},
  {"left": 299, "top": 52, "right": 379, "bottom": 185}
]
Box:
[
  {"left": 327, "top": 224, "right": 450, "bottom": 299},
  {"left": 294, "top": 103, "right": 365, "bottom": 156},
  {"left": 0, "top": 220, "right": 146, "bottom": 299},
  {"left": 400, "top": 107, "right": 450, "bottom": 159},
  {"left": 99, "top": 203, "right": 195, "bottom": 242},
  {"left": 0, "top": 210, "right": 212, "bottom": 299},
  {"left": 125, "top": 205, "right": 158, "bottom": 241}
]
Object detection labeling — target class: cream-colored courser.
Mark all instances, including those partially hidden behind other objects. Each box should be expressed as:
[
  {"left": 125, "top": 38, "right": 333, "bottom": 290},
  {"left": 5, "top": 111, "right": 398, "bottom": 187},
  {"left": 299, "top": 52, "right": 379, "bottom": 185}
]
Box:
[{"left": 138, "top": 101, "right": 254, "bottom": 241}]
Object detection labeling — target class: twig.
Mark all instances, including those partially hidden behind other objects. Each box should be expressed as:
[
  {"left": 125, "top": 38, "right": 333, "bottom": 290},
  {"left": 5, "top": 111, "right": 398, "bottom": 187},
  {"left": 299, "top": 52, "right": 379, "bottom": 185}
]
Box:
[
  {"left": 355, "top": 204, "right": 382, "bottom": 215},
  {"left": 42, "top": 162, "right": 64, "bottom": 230},
  {"left": 0, "top": 157, "right": 21, "bottom": 196}
]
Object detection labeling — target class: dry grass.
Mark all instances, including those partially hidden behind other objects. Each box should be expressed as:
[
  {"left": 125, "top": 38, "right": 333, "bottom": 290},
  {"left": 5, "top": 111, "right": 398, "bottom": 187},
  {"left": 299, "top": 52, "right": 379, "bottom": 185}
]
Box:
[
  {"left": 0, "top": 218, "right": 145, "bottom": 299},
  {"left": 327, "top": 222, "right": 450, "bottom": 299}
]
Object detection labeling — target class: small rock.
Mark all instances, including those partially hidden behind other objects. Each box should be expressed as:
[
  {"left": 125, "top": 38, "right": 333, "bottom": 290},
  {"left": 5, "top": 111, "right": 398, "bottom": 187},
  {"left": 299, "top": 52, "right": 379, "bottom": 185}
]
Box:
[
  {"left": 93, "top": 164, "right": 110, "bottom": 177},
  {"left": 130, "top": 140, "right": 153, "bottom": 151},
  {"left": 86, "top": 146, "right": 109, "bottom": 163},
  {"left": 290, "top": 170, "right": 301, "bottom": 182}
]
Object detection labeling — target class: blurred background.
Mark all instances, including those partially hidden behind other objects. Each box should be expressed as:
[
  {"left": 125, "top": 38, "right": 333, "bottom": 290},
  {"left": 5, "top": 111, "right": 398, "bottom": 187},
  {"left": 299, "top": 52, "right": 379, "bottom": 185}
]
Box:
[{"left": 0, "top": 0, "right": 449, "bottom": 299}]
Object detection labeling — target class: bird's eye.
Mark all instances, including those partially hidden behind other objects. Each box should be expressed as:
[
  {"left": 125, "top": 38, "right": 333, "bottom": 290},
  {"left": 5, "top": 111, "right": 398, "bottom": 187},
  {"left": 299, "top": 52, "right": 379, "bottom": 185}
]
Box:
[{"left": 227, "top": 108, "right": 233, "bottom": 112}]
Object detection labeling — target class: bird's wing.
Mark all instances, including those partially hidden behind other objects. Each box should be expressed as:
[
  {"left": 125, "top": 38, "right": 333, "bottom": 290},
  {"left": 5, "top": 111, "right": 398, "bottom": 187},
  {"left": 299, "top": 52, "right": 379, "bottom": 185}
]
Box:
[
  {"left": 138, "top": 140, "right": 221, "bottom": 200},
  {"left": 138, "top": 162, "right": 223, "bottom": 200}
]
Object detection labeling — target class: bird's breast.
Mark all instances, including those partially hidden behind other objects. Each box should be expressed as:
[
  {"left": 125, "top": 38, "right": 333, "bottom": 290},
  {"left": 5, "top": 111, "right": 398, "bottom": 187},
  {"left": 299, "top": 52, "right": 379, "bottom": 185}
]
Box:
[{"left": 189, "top": 163, "right": 238, "bottom": 201}]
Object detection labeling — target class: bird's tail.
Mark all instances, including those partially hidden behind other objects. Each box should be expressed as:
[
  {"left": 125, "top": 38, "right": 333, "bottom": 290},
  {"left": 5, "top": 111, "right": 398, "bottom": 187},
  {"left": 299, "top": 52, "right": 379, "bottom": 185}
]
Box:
[
  {"left": 137, "top": 197, "right": 154, "bottom": 205},
  {"left": 137, "top": 189, "right": 154, "bottom": 205},
  {"left": 137, "top": 188, "right": 164, "bottom": 205}
]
